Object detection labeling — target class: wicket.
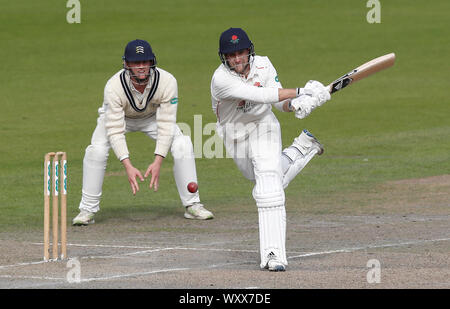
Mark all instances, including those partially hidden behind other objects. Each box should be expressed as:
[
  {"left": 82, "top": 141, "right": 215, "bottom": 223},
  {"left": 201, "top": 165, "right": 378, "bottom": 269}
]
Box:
[{"left": 44, "top": 152, "right": 67, "bottom": 261}]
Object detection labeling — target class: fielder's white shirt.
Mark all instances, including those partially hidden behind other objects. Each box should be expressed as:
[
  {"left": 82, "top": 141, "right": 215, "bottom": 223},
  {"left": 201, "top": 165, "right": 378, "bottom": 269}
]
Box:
[
  {"left": 211, "top": 55, "right": 285, "bottom": 139},
  {"left": 103, "top": 68, "right": 178, "bottom": 160}
]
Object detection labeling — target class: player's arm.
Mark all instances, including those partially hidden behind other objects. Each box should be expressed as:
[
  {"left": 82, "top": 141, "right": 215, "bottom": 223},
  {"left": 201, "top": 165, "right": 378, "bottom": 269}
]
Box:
[
  {"left": 212, "top": 73, "right": 297, "bottom": 105},
  {"left": 212, "top": 71, "right": 276, "bottom": 104},
  {"left": 213, "top": 69, "right": 309, "bottom": 109}
]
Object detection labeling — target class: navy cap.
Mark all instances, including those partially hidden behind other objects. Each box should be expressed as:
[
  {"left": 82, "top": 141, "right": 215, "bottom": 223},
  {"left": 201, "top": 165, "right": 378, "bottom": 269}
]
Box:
[
  {"left": 219, "top": 28, "right": 253, "bottom": 55},
  {"left": 123, "top": 39, "right": 156, "bottom": 62}
]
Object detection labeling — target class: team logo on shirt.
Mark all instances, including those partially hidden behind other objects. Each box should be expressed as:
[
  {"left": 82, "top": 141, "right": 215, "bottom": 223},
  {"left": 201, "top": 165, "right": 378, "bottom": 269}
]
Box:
[{"left": 230, "top": 35, "right": 239, "bottom": 44}]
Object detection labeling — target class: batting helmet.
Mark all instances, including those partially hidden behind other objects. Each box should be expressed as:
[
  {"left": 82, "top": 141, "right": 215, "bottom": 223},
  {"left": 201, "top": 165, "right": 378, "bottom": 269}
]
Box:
[
  {"left": 123, "top": 39, "right": 157, "bottom": 65},
  {"left": 122, "top": 39, "right": 157, "bottom": 85},
  {"left": 218, "top": 28, "right": 255, "bottom": 68}
]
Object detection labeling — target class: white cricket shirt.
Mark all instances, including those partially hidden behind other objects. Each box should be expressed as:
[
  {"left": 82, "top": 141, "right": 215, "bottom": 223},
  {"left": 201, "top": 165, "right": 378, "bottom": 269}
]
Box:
[
  {"left": 103, "top": 67, "right": 178, "bottom": 160},
  {"left": 211, "top": 55, "right": 284, "bottom": 139}
]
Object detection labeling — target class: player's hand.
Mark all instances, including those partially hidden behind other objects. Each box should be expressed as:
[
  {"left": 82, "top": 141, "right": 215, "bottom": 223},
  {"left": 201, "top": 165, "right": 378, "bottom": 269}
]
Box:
[
  {"left": 290, "top": 95, "right": 319, "bottom": 119},
  {"left": 123, "top": 161, "right": 145, "bottom": 195},
  {"left": 304, "top": 80, "right": 331, "bottom": 106},
  {"left": 144, "top": 155, "right": 164, "bottom": 192}
]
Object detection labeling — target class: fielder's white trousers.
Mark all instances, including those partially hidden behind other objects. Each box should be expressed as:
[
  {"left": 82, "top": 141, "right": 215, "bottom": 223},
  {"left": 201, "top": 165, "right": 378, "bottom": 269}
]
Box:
[{"left": 79, "top": 107, "right": 200, "bottom": 213}]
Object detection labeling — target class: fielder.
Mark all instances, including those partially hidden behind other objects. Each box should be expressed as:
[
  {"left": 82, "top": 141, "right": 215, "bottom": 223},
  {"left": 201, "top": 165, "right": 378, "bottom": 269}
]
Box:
[
  {"left": 211, "top": 28, "right": 330, "bottom": 271},
  {"left": 73, "top": 39, "right": 214, "bottom": 225}
]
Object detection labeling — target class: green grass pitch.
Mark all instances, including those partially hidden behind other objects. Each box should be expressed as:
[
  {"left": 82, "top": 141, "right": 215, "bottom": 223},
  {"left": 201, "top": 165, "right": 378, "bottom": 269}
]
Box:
[{"left": 0, "top": 0, "right": 448, "bottom": 230}]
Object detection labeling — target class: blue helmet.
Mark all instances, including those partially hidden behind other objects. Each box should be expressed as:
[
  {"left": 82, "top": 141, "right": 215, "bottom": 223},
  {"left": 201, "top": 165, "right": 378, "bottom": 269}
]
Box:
[
  {"left": 122, "top": 39, "right": 157, "bottom": 85},
  {"left": 218, "top": 28, "right": 255, "bottom": 68},
  {"left": 123, "top": 39, "right": 157, "bottom": 65}
]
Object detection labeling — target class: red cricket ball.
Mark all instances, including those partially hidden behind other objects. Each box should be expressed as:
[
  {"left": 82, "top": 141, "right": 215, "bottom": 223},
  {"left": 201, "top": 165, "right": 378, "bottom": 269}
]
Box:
[{"left": 187, "top": 182, "right": 198, "bottom": 193}]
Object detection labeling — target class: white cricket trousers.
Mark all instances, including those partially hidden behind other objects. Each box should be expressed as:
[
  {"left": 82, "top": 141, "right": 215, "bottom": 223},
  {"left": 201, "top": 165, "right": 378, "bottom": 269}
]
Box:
[
  {"left": 220, "top": 112, "right": 319, "bottom": 268},
  {"left": 78, "top": 107, "right": 200, "bottom": 213},
  {"left": 220, "top": 112, "right": 287, "bottom": 268}
]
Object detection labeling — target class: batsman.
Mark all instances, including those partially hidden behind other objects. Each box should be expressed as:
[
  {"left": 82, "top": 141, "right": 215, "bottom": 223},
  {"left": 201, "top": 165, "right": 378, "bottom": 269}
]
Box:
[
  {"left": 211, "top": 28, "right": 331, "bottom": 271},
  {"left": 73, "top": 39, "right": 214, "bottom": 225}
]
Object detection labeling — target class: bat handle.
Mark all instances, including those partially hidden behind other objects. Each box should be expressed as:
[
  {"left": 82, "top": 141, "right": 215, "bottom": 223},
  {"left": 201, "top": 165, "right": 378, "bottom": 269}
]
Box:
[{"left": 327, "top": 84, "right": 333, "bottom": 93}]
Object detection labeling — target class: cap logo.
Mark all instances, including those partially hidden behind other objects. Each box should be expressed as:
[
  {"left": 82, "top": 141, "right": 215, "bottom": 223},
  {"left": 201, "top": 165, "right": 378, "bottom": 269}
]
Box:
[
  {"left": 230, "top": 35, "right": 239, "bottom": 44},
  {"left": 136, "top": 46, "right": 144, "bottom": 54}
]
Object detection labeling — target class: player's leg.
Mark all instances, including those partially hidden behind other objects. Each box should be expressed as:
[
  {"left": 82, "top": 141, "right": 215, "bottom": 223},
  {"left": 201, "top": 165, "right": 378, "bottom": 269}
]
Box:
[
  {"left": 281, "top": 129, "right": 324, "bottom": 188},
  {"left": 250, "top": 119, "right": 287, "bottom": 271},
  {"left": 171, "top": 125, "right": 214, "bottom": 220},
  {"left": 222, "top": 117, "right": 287, "bottom": 271},
  {"left": 73, "top": 108, "right": 110, "bottom": 225},
  {"left": 253, "top": 168, "right": 287, "bottom": 271},
  {"left": 141, "top": 121, "right": 213, "bottom": 219}
]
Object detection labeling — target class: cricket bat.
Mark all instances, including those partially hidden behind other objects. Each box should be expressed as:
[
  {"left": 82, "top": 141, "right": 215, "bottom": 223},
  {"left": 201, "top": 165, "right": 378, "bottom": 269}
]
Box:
[{"left": 328, "top": 53, "right": 395, "bottom": 94}]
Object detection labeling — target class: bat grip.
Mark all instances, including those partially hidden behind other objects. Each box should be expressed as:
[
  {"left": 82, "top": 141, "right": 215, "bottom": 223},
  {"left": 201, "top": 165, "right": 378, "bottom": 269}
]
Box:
[{"left": 327, "top": 84, "right": 333, "bottom": 93}]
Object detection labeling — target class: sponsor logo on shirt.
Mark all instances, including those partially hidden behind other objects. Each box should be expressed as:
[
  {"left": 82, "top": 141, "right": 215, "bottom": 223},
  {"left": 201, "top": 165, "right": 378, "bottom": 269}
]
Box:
[
  {"left": 237, "top": 100, "right": 255, "bottom": 113},
  {"left": 236, "top": 81, "right": 261, "bottom": 113}
]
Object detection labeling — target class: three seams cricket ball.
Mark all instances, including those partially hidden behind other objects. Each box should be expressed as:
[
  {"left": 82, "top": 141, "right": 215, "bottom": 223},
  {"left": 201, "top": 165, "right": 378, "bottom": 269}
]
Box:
[{"left": 187, "top": 182, "right": 198, "bottom": 193}]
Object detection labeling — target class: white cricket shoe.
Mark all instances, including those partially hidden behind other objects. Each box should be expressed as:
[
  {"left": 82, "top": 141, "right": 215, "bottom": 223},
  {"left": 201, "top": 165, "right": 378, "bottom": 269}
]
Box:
[
  {"left": 267, "top": 260, "right": 286, "bottom": 272},
  {"left": 184, "top": 203, "right": 214, "bottom": 220},
  {"left": 72, "top": 210, "right": 95, "bottom": 226},
  {"left": 294, "top": 129, "right": 324, "bottom": 156},
  {"left": 264, "top": 252, "right": 286, "bottom": 272}
]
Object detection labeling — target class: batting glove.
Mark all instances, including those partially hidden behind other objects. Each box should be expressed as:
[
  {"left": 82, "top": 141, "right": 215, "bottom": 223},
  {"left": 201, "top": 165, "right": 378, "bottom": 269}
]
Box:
[
  {"left": 295, "top": 87, "right": 314, "bottom": 97},
  {"left": 290, "top": 95, "right": 319, "bottom": 119},
  {"left": 304, "top": 80, "right": 331, "bottom": 106}
]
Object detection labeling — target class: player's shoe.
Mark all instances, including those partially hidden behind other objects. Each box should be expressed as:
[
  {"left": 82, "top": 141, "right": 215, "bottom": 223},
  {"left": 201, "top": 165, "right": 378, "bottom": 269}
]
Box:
[
  {"left": 72, "top": 210, "right": 95, "bottom": 226},
  {"left": 267, "top": 260, "right": 286, "bottom": 272},
  {"left": 264, "top": 252, "right": 286, "bottom": 272},
  {"left": 294, "top": 129, "right": 324, "bottom": 156},
  {"left": 184, "top": 203, "right": 214, "bottom": 220}
]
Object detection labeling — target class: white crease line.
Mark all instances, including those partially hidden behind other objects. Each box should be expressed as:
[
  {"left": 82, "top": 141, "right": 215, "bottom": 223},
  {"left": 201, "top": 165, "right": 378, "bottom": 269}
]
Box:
[
  {"left": 0, "top": 268, "right": 190, "bottom": 283},
  {"left": 2, "top": 237, "right": 449, "bottom": 274},
  {"left": 0, "top": 274, "right": 62, "bottom": 281},
  {"left": 79, "top": 267, "right": 190, "bottom": 283},
  {"left": 32, "top": 242, "right": 256, "bottom": 252},
  {"left": 0, "top": 260, "right": 48, "bottom": 270},
  {"left": 80, "top": 260, "right": 255, "bottom": 283},
  {"left": 0, "top": 261, "right": 254, "bottom": 284},
  {"left": 80, "top": 247, "right": 256, "bottom": 260},
  {"left": 167, "top": 247, "right": 256, "bottom": 253},
  {"left": 0, "top": 246, "right": 256, "bottom": 269},
  {"left": 31, "top": 242, "right": 159, "bottom": 250},
  {"left": 288, "top": 237, "right": 450, "bottom": 259},
  {"left": 79, "top": 247, "right": 257, "bottom": 261}
]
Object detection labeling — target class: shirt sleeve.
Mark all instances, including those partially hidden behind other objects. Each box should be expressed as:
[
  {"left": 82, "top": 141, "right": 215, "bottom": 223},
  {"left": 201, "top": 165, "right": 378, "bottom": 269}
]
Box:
[
  {"left": 212, "top": 70, "right": 279, "bottom": 104},
  {"left": 104, "top": 82, "right": 129, "bottom": 161},
  {"left": 154, "top": 75, "right": 178, "bottom": 157}
]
